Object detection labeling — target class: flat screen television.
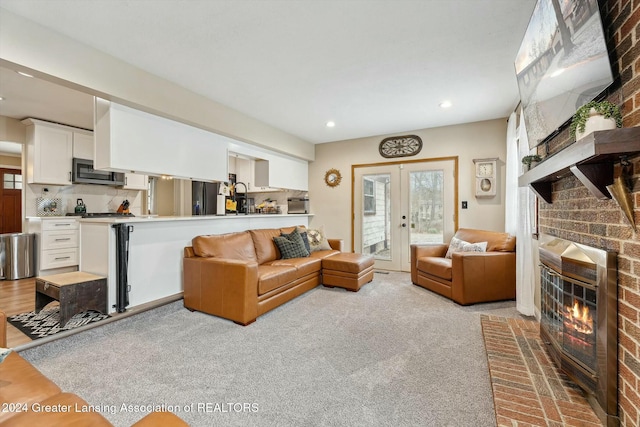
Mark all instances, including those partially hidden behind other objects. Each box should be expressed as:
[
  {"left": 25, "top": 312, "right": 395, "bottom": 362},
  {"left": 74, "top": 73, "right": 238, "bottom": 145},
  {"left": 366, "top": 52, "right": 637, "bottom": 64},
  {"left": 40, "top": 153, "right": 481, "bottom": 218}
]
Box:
[{"left": 515, "top": 0, "right": 614, "bottom": 149}]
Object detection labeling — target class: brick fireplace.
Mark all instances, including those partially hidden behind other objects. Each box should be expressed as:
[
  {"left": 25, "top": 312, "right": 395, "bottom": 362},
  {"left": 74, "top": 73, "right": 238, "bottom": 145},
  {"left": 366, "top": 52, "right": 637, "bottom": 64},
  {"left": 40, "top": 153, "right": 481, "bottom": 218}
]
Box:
[
  {"left": 538, "top": 234, "right": 618, "bottom": 425},
  {"left": 533, "top": 1, "right": 640, "bottom": 426}
]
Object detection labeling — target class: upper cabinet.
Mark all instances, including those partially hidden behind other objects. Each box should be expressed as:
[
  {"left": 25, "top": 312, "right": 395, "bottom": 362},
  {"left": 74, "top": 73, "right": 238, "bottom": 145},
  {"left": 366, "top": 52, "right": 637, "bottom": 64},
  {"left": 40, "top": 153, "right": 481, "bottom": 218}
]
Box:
[
  {"left": 255, "top": 157, "right": 308, "bottom": 191},
  {"left": 230, "top": 152, "right": 309, "bottom": 193},
  {"left": 233, "top": 157, "right": 280, "bottom": 193},
  {"left": 122, "top": 173, "right": 148, "bottom": 190},
  {"left": 23, "top": 119, "right": 73, "bottom": 185},
  {"left": 72, "top": 130, "right": 94, "bottom": 160},
  {"left": 94, "top": 99, "right": 228, "bottom": 182}
]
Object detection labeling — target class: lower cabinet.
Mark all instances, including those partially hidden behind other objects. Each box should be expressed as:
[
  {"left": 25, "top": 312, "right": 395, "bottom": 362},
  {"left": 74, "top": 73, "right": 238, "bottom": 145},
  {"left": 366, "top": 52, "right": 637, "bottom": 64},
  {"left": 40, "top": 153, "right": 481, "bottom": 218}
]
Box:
[{"left": 28, "top": 218, "right": 80, "bottom": 275}]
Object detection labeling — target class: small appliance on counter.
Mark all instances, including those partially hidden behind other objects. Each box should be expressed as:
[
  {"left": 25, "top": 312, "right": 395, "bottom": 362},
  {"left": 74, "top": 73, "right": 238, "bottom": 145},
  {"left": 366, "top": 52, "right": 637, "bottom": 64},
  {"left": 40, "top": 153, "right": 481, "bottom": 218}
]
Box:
[
  {"left": 74, "top": 199, "right": 87, "bottom": 214},
  {"left": 287, "top": 197, "right": 310, "bottom": 214}
]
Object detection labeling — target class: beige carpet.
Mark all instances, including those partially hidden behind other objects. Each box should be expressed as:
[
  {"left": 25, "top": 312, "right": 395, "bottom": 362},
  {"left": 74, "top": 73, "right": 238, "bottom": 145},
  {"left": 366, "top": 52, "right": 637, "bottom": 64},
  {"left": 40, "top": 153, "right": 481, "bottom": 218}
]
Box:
[{"left": 20, "top": 272, "right": 522, "bottom": 426}]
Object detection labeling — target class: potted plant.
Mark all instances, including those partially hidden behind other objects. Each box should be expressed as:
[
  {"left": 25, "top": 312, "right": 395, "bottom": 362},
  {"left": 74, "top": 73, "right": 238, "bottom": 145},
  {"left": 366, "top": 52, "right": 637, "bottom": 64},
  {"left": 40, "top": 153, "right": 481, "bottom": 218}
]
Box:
[
  {"left": 570, "top": 100, "right": 622, "bottom": 140},
  {"left": 522, "top": 154, "right": 542, "bottom": 171}
]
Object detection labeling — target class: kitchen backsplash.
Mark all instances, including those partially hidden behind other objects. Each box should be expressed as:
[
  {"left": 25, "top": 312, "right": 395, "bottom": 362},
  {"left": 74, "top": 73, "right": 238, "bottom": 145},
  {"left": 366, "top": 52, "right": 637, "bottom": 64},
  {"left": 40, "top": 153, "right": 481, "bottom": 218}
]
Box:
[{"left": 25, "top": 183, "right": 144, "bottom": 217}]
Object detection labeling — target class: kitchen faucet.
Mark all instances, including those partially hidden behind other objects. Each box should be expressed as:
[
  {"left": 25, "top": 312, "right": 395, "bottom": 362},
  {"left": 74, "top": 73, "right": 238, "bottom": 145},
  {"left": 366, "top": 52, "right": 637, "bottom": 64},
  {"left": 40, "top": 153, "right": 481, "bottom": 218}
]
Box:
[{"left": 235, "top": 182, "right": 248, "bottom": 215}]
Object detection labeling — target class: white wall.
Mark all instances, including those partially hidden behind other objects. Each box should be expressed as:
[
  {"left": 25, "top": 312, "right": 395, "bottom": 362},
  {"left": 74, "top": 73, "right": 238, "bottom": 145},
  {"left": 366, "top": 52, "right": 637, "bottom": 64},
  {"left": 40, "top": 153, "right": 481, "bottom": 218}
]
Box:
[
  {"left": 310, "top": 119, "right": 508, "bottom": 251},
  {"left": 0, "top": 116, "right": 26, "bottom": 143}
]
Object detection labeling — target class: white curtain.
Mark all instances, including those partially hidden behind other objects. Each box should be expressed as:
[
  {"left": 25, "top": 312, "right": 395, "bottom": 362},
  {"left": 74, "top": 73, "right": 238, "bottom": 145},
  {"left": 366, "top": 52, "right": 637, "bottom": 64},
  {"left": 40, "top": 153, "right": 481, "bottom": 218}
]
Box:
[{"left": 505, "top": 110, "right": 536, "bottom": 316}]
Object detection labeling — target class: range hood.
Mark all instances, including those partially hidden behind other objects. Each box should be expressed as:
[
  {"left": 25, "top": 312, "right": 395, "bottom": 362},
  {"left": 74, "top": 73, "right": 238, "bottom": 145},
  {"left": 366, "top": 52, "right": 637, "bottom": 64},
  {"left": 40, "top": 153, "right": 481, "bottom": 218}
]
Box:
[{"left": 518, "top": 128, "right": 640, "bottom": 203}]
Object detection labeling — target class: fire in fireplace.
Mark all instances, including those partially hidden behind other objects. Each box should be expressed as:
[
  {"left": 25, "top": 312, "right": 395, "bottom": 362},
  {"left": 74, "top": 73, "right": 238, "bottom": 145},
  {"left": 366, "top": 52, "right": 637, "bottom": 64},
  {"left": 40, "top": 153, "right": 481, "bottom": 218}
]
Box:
[{"left": 538, "top": 234, "right": 618, "bottom": 426}]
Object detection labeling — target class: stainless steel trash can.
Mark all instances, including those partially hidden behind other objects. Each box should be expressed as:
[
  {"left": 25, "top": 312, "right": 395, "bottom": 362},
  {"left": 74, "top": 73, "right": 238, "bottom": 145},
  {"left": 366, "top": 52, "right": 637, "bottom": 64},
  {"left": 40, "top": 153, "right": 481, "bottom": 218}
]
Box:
[{"left": 0, "top": 233, "right": 36, "bottom": 280}]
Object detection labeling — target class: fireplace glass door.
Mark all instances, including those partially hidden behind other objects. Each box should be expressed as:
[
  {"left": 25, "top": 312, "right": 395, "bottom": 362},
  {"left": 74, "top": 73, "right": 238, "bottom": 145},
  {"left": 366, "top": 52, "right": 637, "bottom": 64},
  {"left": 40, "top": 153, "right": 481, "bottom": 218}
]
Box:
[
  {"left": 541, "top": 263, "right": 597, "bottom": 372},
  {"left": 562, "top": 279, "right": 597, "bottom": 369}
]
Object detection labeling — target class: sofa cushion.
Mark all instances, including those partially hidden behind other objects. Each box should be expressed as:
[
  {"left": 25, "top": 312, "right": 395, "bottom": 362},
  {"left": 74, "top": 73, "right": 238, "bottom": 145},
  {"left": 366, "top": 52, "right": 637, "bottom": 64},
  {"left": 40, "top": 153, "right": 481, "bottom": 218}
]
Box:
[
  {"left": 417, "top": 257, "right": 452, "bottom": 280},
  {"left": 271, "top": 257, "right": 322, "bottom": 276},
  {"left": 453, "top": 228, "right": 515, "bottom": 252},
  {"left": 192, "top": 232, "right": 257, "bottom": 262},
  {"left": 250, "top": 229, "right": 282, "bottom": 264},
  {"left": 257, "top": 265, "right": 299, "bottom": 295},
  {"left": 309, "top": 249, "right": 341, "bottom": 259}
]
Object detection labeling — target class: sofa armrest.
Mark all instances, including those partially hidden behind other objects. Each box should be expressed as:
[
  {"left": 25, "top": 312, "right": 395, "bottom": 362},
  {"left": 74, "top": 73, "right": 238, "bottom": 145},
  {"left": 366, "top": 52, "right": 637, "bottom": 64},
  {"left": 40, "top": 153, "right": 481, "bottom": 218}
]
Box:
[
  {"left": 328, "top": 239, "right": 343, "bottom": 252},
  {"left": 183, "top": 257, "right": 259, "bottom": 325},
  {"left": 0, "top": 310, "right": 6, "bottom": 348},
  {"left": 410, "top": 244, "right": 448, "bottom": 283},
  {"left": 451, "top": 251, "right": 516, "bottom": 305}
]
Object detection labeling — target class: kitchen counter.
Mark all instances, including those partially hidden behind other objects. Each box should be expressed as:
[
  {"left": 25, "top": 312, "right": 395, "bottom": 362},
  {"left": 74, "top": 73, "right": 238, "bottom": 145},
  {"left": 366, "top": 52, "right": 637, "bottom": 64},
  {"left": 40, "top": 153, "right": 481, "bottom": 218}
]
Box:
[
  {"left": 78, "top": 213, "right": 312, "bottom": 223},
  {"left": 79, "top": 214, "right": 312, "bottom": 313}
]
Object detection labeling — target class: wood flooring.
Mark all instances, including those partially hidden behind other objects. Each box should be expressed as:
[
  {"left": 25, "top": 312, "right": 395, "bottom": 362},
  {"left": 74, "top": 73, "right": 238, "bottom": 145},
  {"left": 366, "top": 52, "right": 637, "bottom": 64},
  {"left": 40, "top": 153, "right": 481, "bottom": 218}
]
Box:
[{"left": 0, "top": 277, "right": 38, "bottom": 348}]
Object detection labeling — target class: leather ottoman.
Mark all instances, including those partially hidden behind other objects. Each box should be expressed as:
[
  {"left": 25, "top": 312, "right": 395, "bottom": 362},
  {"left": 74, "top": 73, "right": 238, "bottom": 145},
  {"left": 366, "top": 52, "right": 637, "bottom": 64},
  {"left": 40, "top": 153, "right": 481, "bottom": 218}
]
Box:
[{"left": 322, "top": 253, "right": 375, "bottom": 292}]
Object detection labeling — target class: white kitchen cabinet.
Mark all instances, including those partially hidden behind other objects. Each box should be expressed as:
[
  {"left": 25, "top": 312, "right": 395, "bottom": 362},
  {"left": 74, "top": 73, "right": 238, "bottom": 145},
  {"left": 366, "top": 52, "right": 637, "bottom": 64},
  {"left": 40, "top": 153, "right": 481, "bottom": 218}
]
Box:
[
  {"left": 23, "top": 118, "right": 73, "bottom": 185},
  {"left": 255, "top": 156, "right": 308, "bottom": 191},
  {"left": 28, "top": 217, "right": 79, "bottom": 275},
  {"left": 123, "top": 173, "right": 148, "bottom": 190},
  {"left": 72, "top": 130, "right": 94, "bottom": 160},
  {"left": 95, "top": 99, "right": 228, "bottom": 182}
]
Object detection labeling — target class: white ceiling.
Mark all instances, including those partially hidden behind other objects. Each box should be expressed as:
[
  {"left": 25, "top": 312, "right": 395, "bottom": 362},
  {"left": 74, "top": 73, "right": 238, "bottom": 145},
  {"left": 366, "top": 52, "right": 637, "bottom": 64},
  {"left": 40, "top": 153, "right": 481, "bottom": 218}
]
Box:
[{"left": 0, "top": 0, "right": 536, "bottom": 144}]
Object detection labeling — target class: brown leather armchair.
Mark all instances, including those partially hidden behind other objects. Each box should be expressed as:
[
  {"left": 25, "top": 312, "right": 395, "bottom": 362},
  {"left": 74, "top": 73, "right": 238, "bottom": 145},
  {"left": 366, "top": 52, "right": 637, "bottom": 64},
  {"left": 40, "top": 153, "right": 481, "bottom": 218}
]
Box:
[{"left": 410, "top": 228, "right": 516, "bottom": 305}]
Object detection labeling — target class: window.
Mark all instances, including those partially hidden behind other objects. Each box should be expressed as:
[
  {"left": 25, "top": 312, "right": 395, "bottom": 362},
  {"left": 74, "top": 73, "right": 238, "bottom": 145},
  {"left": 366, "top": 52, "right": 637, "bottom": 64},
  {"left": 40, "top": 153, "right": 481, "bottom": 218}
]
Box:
[
  {"left": 363, "top": 178, "right": 375, "bottom": 214},
  {"left": 3, "top": 173, "right": 22, "bottom": 190}
]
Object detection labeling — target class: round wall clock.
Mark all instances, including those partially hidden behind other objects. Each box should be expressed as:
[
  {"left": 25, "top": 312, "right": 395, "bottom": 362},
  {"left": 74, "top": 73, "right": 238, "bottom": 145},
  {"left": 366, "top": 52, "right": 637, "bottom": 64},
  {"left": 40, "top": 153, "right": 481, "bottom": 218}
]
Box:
[
  {"left": 379, "top": 135, "right": 423, "bottom": 158},
  {"left": 324, "top": 168, "right": 342, "bottom": 187}
]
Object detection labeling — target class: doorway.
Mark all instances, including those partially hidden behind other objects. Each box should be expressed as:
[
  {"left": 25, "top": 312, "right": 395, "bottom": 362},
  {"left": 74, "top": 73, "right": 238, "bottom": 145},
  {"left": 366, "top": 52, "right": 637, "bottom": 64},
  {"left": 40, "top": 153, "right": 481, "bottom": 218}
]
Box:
[
  {"left": 1, "top": 168, "right": 22, "bottom": 233},
  {"left": 353, "top": 157, "right": 457, "bottom": 271}
]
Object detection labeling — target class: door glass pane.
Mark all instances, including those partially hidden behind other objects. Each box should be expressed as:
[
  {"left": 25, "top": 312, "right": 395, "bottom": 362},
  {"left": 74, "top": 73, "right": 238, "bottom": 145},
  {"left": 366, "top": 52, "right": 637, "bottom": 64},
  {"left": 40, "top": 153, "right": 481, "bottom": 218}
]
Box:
[
  {"left": 409, "top": 170, "right": 444, "bottom": 244},
  {"left": 362, "top": 173, "right": 391, "bottom": 260}
]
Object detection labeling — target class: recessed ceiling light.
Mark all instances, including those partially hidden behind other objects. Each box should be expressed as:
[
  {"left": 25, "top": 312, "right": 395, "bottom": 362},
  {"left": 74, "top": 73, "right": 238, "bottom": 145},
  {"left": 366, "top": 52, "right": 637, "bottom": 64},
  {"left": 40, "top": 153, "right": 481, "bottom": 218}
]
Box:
[
  {"left": 439, "top": 101, "right": 452, "bottom": 108},
  {"left": 326, "top": 121, "right": 336, "bottom": 128},
  {"left": 17, "top": 71, "right": 34, "bottom": 78},
  {"left": 0, "top": 97, "right": 4, "bottom": 101}
]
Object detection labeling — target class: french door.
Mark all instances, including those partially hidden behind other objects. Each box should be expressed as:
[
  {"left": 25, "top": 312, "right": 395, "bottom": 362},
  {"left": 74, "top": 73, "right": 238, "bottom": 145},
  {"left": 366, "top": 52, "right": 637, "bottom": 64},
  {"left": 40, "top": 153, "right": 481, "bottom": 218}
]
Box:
[{"left": 353, "top": 158, "right": 457, "bottom": 271}]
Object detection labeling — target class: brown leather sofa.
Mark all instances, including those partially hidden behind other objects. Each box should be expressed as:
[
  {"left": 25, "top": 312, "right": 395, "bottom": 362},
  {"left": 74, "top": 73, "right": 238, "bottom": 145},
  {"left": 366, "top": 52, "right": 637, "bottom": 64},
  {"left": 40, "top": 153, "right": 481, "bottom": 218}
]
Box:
[
  {"left": 0, "top": 310, "right": 187, "bottom": 426},
  {"left": 184, "top": 226, "right": 343, "bottom": 325},
  {"left": 410, "top": 228, "right": 516, "bottom": 305}
]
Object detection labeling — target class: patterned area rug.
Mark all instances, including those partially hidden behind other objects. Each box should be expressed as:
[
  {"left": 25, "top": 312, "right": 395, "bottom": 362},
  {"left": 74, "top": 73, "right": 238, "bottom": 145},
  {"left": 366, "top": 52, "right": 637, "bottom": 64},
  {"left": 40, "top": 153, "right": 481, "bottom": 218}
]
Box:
[
  {"left": 480, "top": 315, "right": 602, "bottom": 427},
  {"left": 8, "top": 307, "right": 110, "bottom": 340}
]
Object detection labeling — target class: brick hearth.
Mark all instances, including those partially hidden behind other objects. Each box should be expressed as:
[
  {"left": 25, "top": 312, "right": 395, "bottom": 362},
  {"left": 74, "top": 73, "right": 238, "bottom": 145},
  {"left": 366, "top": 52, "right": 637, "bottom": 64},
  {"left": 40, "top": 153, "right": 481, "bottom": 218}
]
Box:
[{"left": 481, "top": 315, "right": 602, "bottom": 426}]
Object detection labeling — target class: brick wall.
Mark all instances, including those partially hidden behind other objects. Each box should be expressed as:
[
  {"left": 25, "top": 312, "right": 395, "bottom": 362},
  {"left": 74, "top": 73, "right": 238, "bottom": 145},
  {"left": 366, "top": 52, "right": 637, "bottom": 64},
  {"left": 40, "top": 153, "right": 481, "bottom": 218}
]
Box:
[{"left": 537, "top": 1, "right": 640, "bottom": 425}]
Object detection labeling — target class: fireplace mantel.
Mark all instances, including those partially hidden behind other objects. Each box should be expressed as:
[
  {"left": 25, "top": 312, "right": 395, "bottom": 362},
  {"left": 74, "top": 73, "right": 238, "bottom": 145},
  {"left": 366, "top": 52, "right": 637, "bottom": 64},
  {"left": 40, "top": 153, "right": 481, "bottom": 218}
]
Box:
[{"left": 518, "top": 127, "right": 640, "bottom": 203}]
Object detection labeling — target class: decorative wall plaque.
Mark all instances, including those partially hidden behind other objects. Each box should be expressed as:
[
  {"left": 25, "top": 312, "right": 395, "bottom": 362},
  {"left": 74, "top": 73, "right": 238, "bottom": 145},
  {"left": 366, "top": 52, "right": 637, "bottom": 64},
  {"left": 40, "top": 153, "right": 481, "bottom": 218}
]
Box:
[{"left": 378, "top": 135, "right": 423, "bottom": 158}]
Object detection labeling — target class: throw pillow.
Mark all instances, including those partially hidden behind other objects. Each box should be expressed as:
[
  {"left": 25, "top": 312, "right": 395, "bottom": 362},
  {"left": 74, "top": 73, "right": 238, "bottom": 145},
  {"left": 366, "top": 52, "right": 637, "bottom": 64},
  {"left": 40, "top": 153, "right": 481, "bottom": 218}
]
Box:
[
  {"left": 296, "top": 227, "right": 311, "bottom": 253},
  {"left": 461, "top": 241, "right": 488, "bottom": 253},
  {"left": 445, "top": 236, "right": 467, "bottom": 259},
  {"left": 307, "top": 225, "right": 332, "bottom": 252},
  {"left": 280, "top": 228, "right": 309, "bottom": 255},
  {"left": 273, "top": 229, "right": 310, "bottom": 259},
  {"left": 445, "top": 237, "right": 488, "bottom": 258}
]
